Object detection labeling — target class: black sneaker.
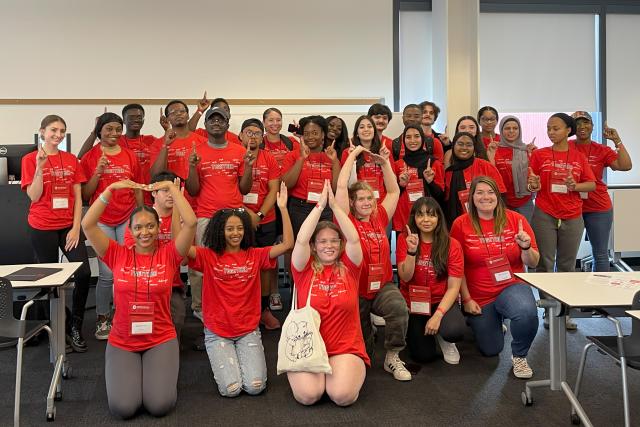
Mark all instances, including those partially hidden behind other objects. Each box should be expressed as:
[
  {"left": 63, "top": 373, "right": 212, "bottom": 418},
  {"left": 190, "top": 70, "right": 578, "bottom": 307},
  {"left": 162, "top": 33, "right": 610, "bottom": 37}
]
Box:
[{"left": 68, "top": 325, "right": 88, "bottom": 353}]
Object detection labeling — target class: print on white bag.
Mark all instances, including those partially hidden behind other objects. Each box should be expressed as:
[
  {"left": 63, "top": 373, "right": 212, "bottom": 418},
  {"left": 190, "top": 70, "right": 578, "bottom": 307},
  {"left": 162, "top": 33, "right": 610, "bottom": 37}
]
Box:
[{"left": 277, "top": 281, "right": 332, "bottom": 375}]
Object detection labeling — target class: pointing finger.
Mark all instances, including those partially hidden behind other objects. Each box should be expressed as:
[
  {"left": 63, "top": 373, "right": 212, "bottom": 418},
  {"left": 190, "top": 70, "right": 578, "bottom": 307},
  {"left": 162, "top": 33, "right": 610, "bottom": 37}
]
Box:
[
  {"left": 528, "top": 167, "right": 534, "bottom": 177},
  {"left": 427, "top": 158, "right": 431, "bottom": 169},
  {"left": 518, "top": 219, "right": 523, "bottom": 233},
  {"left": 405, "top": 224, "right": 412, "bottom": 236}
]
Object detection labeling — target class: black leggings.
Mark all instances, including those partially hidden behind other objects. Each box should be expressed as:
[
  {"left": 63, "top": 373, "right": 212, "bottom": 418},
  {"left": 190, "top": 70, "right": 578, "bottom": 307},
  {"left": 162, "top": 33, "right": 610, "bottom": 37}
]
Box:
[
  {"left": 29, "top": 225, "right": 92, "bottom": 322},
  {"left": 406, "top": 303, "right": 466, "bottom": 363}
]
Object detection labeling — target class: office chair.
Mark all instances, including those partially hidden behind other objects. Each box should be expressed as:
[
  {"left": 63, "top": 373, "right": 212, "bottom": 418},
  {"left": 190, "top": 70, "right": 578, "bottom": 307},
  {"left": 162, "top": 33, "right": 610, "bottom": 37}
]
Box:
[
  {"left": 0, "top": 277, "right": 53, "bottom": 427},
  {"left": 571, "top": 289, "right": 640, "bottom": 427}
]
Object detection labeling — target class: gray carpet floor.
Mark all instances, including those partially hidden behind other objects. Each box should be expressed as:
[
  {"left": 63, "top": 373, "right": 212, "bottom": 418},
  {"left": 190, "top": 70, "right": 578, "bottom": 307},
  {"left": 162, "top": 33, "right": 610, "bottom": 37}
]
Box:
[{"left": 1, "top": 287, "right": 639, "bottom": 427}]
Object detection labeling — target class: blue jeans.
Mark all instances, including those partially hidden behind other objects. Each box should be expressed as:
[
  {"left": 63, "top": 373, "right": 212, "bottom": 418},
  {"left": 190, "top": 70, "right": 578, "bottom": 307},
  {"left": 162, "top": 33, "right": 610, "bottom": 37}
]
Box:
[
  {"left": 583, "top": 209, "right": 613, "bottom": 272},
  {"left": 466, "top": 283, "right": 538, "bottom": 357},
  {"left": 96, "top": 221, "right": 127, "bottom": 316},
  {"left": 204, "top": 327, "right": 267, "bottom": 397}
]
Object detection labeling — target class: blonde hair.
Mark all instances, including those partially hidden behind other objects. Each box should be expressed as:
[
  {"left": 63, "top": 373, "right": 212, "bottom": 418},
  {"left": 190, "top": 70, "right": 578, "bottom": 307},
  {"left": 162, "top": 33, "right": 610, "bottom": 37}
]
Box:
[
  {"left": 468, "top": 176, "right": 507, "bottom": 236},
  {"left": 347, "top": 181, "right": 377, "bottom": 216},
  {"left": 310, "top": 221, "right": 346, "bottom": 278}
]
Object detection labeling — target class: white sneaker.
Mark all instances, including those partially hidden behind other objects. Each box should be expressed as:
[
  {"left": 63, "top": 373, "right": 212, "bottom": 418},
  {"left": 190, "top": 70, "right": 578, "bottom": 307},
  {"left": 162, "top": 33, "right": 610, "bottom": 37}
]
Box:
[
  {"left": 193, "top": 310, "right": 203, "bottom": 322},
  {"left": 512, "top": 356, "right": 533, "bottom": 379},
  {"left": 371, "top": 313, "right": 386, "bottom": 326},
  {"left": 384, "top": 351, "right": 412, "bottom": 381},
  {"left": 436, "top": 334, "right": 460, "bottom": 365}
]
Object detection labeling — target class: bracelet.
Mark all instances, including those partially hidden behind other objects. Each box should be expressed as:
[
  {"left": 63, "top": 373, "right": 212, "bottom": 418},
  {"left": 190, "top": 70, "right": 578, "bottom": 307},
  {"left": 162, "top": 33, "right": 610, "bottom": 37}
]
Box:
[
  {"left": 196, "top": 109, "right": 205, "bottom": 114},
  {"left": 520, "top": 244, "right": 531, "bottom": 251},
  {"left": 436, "top": 307, "right": 447, "bottom": 316},
  {"left": 406, "top": 250, "right": 417, "bottom": 257},
  {"left": 98, "top": 194, "right": 110, "bottom": 205}
]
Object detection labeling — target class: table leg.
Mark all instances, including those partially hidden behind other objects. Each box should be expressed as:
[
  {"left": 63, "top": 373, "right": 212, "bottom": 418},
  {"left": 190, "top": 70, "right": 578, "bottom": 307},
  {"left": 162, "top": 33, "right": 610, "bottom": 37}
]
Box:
[{"left": 46, "top": 286, "right": 67, "bottom": 421}]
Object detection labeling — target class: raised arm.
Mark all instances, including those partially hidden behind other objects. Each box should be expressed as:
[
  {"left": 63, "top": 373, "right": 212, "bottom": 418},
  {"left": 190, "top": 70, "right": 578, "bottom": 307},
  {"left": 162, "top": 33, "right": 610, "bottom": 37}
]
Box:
[
  {"left": 327, "top": 180, "right": 362, "bottom": 266},
  {"left": 269, "top": 182, "right": 294, "bottom": 259},
  {"left": 397, "top": 225, "right": 418, "bottom": 282},
  {"left": 187, "top": 91, "right": 210, "bottom": 132},
  {"left": 185, "top": 141, "right": 201, "bottom": 196},
  {"left": 336, "top": 145, "right": 367, "bottom": 213},
  {"left": 282, "top": 137, "right": 309, "bottom": 189},
  {"left": 81, "top": 180, "right": 140, "bottom": 257},
  {"left": 151, "top": 181, "right": 196, "bottom": 257},
  {"left": 604, "top": 124, "right": 632, "bottom": 171},
  {"left": 25, "top": 145, "right": 48, "bottom": 202},
  {"left": 81, "top": 147, "right": 109, "bottom": 201},
  {"left": 375, "top": 145, "right": 400, "bottom": 217},
  {"left": 149, "top": 129, "right": 177, "bottom": 179},
  {"left": 291, "top": 179, "right": 328, "bottom": 271}
]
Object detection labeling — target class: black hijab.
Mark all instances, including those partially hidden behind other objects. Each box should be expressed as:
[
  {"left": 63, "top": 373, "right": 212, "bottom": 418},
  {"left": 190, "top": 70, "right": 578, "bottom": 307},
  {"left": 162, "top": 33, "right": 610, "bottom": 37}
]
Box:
[{"left": 445, "top": 132, "right": 475, "bottom": 226}]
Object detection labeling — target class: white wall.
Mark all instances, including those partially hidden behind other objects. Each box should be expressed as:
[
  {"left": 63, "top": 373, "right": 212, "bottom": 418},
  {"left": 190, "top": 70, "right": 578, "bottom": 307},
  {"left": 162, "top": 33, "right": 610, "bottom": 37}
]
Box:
[
  {"left": 479, "top": 13, "right": 597, "bottom": 112},
  {"left": 606, "top": 14, "right": 639, "bottom": 186},
  {"left": 399, "top": 10, "right": 433, "bottom": 108},
  {"left": 0, "top": 0, "right": 394, "bottom": 148}
]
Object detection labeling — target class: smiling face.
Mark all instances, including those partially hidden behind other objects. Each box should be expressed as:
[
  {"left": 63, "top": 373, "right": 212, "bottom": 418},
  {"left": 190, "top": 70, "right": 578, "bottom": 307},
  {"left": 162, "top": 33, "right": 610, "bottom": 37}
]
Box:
[
  {"left": 124, "top": 108, "right": 144, "bottom": 133},
  {"left": 240, "top": 125, "right": 263, "bottom": 150},
  {"left": 371, "top": 114, "right": 389, "bottom": 133},
  {"left": 547, "top": 117, "right": 571, "bottom": 145},
  {"left": 403, "top": 107, "right": 422, "bottom": 127},
  {"left": 421, "top": 105, "right": 436, "bottom": 127},
  {"left": 479, "top": 110, "right": 498, "bottom": 133},
  {"left": 152, "top": 187, "right": 174, "bottom": 211},
  {"left": 99, "top": 121, "right": 123, "bottom": 147},
  {"left": 453, "top": 135, "right": 475, "bottom": 160},
  {"left": 327, "top": 118, "right": 342, "bottom": 141},
  {"left": 575, "top": 118, "right": 593, "bottom": 141},
  {"left": 472, "top": 182, "right": 498, "bottom": 216},
  {"left": 457, "top": 119, "right": 477, "bottom": 137},
  {"left": 224, "top": 215, "right": 244, "bottom": 250},
  {"left": 311, "top": 227, "right": 342, "bottom": 265},
  {"left": 357, "top": 118, "right": 375, "bottom": 143},
  {"left": 131, "top": 211, "right": 159, "bottom": 250},
  {"left": 414, "top": 206, "right": 438, "bottom": 235},
  {"left": 350, "top": 189, "right": 375, "bottom": 219},
  {"left": 404, "top": 128, "right": 423, "bottom": 152},
  {"left": 40, "top": 120, "right": 66, "bottom": 147},
  {"left": 263, "top": 110, "right": 282, "bottom": 135},
  {"left": 502, "top": 120, "right": 520, "bottom": 143}
]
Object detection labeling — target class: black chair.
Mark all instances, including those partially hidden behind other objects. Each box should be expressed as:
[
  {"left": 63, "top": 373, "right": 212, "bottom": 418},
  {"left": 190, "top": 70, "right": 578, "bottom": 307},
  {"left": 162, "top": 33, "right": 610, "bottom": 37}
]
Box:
[
  {"left": 0, "top": 277, "right": 53, "bottom": 427},
  {"left": 571, "top": 290, "right": 640, "bottom": 427}
]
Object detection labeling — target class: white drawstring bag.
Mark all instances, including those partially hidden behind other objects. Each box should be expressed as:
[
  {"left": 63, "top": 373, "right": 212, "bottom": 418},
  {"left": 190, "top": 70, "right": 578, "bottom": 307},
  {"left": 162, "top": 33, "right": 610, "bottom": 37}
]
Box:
[{"left": 277, "top": 283, "right": 332, "bottom": 375}]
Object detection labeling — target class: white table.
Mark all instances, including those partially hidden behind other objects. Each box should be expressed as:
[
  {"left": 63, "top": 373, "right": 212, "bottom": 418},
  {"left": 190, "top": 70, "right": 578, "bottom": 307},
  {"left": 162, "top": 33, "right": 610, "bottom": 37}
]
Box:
[
  {"left": 626, "top": 310, "right": 640, "bottom": 320},
  {"left": 0, "top": 262, "right": 82, "bottom": 422},
  {"left": 515, "top": 272, "right": 640, "bottom": 427}
]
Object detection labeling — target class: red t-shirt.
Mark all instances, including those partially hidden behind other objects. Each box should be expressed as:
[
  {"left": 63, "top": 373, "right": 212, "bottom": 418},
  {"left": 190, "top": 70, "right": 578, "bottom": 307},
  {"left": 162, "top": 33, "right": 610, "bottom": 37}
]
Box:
[
  {"left": 570, "top": 140, "right": 618, "bottom": 213},
  {"left": 392, "top": 158, "right": 445, "bottom": 231},
  {"left": 194, "top": 142, "right": 246, "bottom": 218},
  {"left": 450, "top": 210, "right": 538, "bottom": 307},
  {"left": 195, "top": 128, "right": 241, "bottom": 145},
  {"left": 349, "top": 207, "right": 393, "bottom": 300},
  {"left": 262, "top": 135, "right": 300, "bottom": 166},
  {"left": 243, "top": 150, "right": 281, "bottom": 225},
  {"left": 101, "top": 240, "right": 182, "bottom": 352},
  {"left": 150, "top": 132, "right": 207, "bottom": 180},
  {"left": 293, "top": 254, "right": 370, "bottom": 366},
  {"left": 529, "top": 147, "right": 596, "bottom": 219},
  {"left": 120, "top": 135, "right": 161, "bottom": 205},
  {"left": 482, "top": 134, "right": 501, "bottom": 149},
  {"left": 444, "top": 158, "right": 507, "bottom": 200},
  {"left": 493, "top": 146, "right": 533, "bottom": 208},
  {"left": 381, "top": 135, "right": 393, "bottom": 152},
  {"left": 396, "top": 236, "right": 464, "bottom": 304},
  {"left": 123, "top": 213, "right": 183, "bottom": 288},
  {"left": 189, "top": 246, "right": 275, "bottom": 338},
  {"left": 21, "top": 151, "right": 86, "bottom": 230},
  {"left": 340, "top": 150, "right": 388, "bottom": 203},
  {"left": 282, "top": 151, "right": 334, "bottom": 201},
  {"left": 80, "top": 145, "right": 142, "bottom": 227}
]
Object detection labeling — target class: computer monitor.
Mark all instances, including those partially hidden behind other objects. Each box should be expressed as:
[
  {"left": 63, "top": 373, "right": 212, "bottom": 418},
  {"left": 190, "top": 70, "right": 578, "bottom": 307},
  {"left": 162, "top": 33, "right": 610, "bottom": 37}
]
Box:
[
  {"left": 0, "top": 143, "right": 38, "bottom": 182},
  {"left": 33, "top": 133, "right": 71, "bottom": 153}
]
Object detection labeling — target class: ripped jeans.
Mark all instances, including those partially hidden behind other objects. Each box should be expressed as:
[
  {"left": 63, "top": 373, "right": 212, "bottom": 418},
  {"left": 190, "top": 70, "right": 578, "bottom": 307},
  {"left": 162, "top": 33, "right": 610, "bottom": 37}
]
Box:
[{"left": 204, "top": 327, "right": 267, "bottom": 397}]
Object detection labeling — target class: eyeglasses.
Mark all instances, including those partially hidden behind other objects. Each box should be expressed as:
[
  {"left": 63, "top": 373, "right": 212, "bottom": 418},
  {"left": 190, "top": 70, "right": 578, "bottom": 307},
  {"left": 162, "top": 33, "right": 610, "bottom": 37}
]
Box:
[
  {"left": 167, "top": 109, "right": 188, "bottom": 116},
  {"left": 244, "top": 130, "right": 263, "bottom": 138},
  {"left": 480, "top": 116, "right": 497, "bottom": 123},
  {"left": 315, "top": 238, "right": 341, "bottom": 245}
]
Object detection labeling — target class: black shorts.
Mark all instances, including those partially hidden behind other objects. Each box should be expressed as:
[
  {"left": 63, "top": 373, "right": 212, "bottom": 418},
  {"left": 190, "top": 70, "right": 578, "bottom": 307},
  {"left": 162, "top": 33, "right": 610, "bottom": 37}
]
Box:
[{"left": 255, "top": 221, "right": 278, "bottom": 248}]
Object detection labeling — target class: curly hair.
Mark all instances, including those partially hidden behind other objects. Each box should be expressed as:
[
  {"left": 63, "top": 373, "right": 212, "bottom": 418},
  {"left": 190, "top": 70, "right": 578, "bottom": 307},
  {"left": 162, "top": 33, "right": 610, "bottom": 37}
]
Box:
[{"left": 202, "top": 209, "right": 255, "bottom": 255}]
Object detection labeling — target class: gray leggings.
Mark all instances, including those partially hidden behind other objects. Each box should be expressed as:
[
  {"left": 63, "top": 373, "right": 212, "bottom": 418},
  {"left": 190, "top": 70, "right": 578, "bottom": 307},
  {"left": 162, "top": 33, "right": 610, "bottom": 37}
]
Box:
[
  {"left": 531, "top": 207, "right": 584, "bottom": 273},
  {"left": 105, "top": 339, "right": 179, "bottom": 419}
]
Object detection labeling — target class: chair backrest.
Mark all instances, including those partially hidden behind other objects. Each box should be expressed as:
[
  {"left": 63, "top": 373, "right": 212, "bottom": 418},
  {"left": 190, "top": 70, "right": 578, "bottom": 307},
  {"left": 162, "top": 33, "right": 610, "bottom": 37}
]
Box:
[{"left": 0, "top": 277, "right": 25, "bottom": 338}]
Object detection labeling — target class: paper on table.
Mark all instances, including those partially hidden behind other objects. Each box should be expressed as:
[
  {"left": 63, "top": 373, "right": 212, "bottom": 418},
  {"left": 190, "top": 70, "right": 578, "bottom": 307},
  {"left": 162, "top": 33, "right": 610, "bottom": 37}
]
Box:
[{"left": 587, "top": 273, "right": 640, "bottom": 290}]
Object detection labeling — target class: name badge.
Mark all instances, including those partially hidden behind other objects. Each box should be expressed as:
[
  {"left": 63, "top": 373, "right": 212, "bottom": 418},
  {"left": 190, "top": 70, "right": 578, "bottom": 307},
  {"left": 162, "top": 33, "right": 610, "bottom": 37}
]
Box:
[
  {"left": 367, "top": 263, "right": 384, "bottom": 294},
  {"left": 243, "top": 193, "right": 259, "bottom": 204},
  {"left": 51, "top": 183, "right": 70, "bottom": 210},
  {"left": 550, "top": 169, "right": 569, "bottom": 194},
  {"left": 129, "top": 301, "right": 155, "bottom": 335},
  {"left": 406, "top": 180, "right": 424, "bottom": 202},
  {"left": 363, "top": 177, "right": 381, "bottom": 199},
  {"left": 484, "top": 254, "right": 513, "bottom": 286},
  {"left": 458, "top": 188, "right": 470, "bottom": 213},
  {"left": 307, "top": 178, "right": 324, "bottom": 203},
  {"left": 409, "top": 285, "right": 431, "bottom": 315},
  {"left": 579, "top": 192, "right": 588, "bottom": 199}
]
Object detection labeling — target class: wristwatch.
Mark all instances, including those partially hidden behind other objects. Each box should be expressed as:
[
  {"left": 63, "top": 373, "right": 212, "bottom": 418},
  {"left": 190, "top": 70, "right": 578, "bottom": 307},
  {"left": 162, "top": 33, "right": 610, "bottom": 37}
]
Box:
[{"left": 257, "top": 211, "right": 265, "bottom": 219}]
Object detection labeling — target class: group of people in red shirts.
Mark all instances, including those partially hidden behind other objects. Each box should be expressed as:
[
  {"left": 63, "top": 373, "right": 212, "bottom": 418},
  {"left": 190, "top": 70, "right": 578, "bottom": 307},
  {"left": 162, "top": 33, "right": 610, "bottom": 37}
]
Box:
[{"left": 20, "top": 95, "right": 631, "bottom": 418}]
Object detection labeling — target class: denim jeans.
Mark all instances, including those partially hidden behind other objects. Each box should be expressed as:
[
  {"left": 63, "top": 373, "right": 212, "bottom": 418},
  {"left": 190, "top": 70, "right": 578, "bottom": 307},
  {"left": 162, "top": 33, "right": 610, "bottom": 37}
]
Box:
[
  {"left": 96, "top": 221, "right": 127, "bottom": 317},
  {"left": 204, "top": 327, "right": 267, "bottom": 397},
  {"left": 466, "top": 283, "right": 538, "bottom": 357},
  {"left": 583, "top": 209, "right": 613, "bottom": 272}
]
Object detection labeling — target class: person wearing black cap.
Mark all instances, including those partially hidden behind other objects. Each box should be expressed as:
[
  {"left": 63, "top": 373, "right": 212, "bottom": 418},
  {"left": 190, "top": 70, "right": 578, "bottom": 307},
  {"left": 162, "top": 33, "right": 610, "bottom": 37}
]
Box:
[
  {"left": 527, "top": 113, "right": 596, "bottom": 329},
  {"left": 238, "top": 118, "right": 283, "bottom": 330},
  {"left": 80, "top": 112, "right": 144, "bottom": 339},
  {"left": 570, "top": 111, "right": 632, "bottom": 272},
  {"left": 185, "top": 106, "right": 255, "bottom": 327}
]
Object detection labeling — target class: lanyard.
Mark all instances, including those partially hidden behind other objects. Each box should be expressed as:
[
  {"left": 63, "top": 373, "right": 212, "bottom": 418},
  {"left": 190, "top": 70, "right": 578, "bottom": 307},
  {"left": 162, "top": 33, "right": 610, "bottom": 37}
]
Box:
[
  {"left": 45, "top": 152, "right": 65, "bottom": 185},
  {"left": 133, "top": 248, "right": 156, "bottom": 302},
  {"left": 551, "top": 147, "right": 571, "bottom": 171},
  {"left": 355, "top": 218, "right": 384, "bottom": 265},
  {"left": 479, "top": 223, "right": 504, "bottom": 258}
]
